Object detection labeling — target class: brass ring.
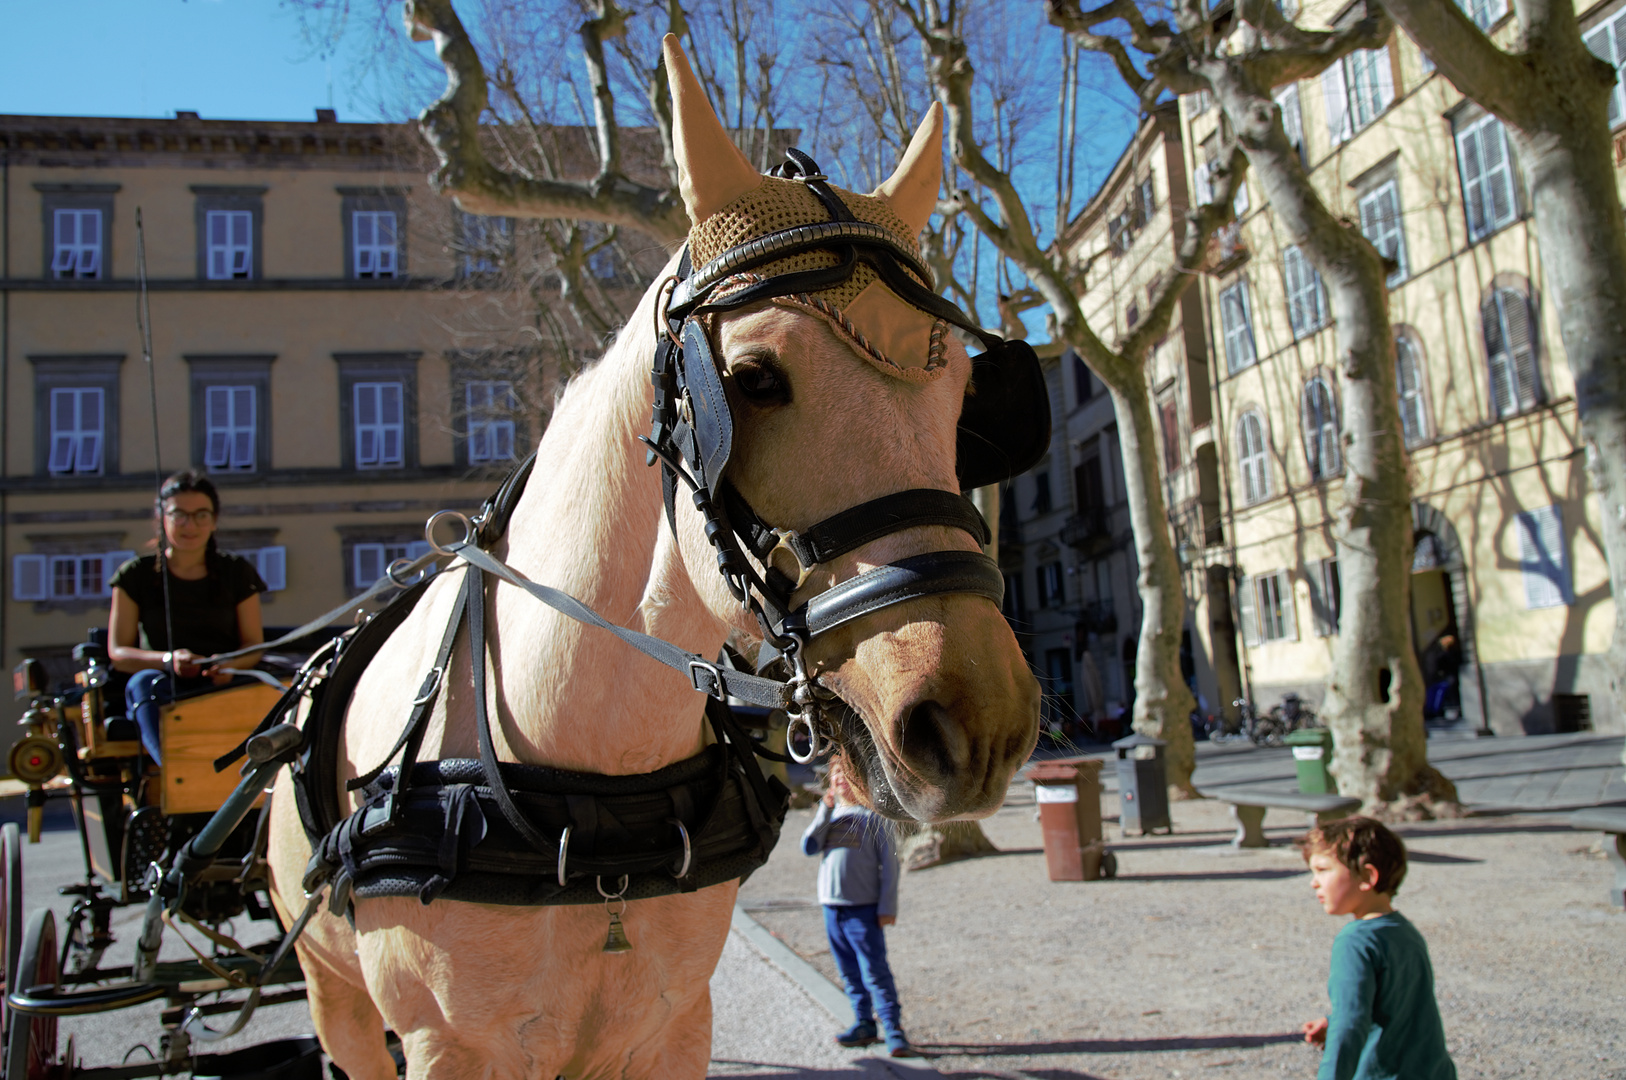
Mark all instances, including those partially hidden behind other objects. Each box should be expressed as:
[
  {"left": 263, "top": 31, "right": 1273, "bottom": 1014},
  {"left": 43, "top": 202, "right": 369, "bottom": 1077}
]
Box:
[
  {"left": 425, "top": 510, "right": 474, "bottom": 556},
  {"left": 653, "top": 274, "right": 683, "bottom": 347}
]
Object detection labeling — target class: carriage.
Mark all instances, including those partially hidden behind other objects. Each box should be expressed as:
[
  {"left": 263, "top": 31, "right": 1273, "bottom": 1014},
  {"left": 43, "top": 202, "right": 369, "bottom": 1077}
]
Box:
[{"left": 3, "top": 634, "right": 325, "bottom": 1080}]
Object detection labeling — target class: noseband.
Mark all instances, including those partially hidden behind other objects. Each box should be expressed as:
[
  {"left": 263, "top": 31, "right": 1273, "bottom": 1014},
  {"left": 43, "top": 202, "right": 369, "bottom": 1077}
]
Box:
[{"left": 643, "top": 149, "right": 1050, "bottom": 758}]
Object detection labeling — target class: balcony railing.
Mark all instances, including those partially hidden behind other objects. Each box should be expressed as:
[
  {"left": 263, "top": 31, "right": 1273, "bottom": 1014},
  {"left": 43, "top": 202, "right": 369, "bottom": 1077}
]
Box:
[{"left": 1061, "top": 510, "right": 1109, "bottom": 552}]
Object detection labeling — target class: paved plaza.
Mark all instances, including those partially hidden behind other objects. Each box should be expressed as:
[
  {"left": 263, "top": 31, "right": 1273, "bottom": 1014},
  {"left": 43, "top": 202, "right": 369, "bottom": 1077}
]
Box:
[{"left": 3, "top": 731, "right": 1622, "bottom": 1078}]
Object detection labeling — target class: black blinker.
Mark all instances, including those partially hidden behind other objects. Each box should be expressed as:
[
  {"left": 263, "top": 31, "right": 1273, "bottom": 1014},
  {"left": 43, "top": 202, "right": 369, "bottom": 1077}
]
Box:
[{"left": 955, "top": 338, "right": 1052, "bottom": 491}]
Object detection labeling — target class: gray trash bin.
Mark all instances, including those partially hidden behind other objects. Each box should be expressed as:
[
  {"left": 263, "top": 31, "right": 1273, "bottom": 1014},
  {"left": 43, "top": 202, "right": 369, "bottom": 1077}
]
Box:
[{"left": 1113, "top": 732, "right": 1171, "bottom": 836}]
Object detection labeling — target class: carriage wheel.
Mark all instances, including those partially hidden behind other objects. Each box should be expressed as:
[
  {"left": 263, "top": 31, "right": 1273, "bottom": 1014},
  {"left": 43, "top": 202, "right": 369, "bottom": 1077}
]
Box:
[
  {"left": 4, "top": 909, "right": 59, "bottom": 1080},
  {"left": 0, "top": 823, "right": 23, "bottom": 1053}
]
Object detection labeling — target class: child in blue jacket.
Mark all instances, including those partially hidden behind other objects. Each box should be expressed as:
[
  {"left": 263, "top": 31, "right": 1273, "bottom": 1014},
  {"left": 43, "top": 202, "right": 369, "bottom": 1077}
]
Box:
[{"left": 802, "top": 759, "right": 912, "bottom": 1057}]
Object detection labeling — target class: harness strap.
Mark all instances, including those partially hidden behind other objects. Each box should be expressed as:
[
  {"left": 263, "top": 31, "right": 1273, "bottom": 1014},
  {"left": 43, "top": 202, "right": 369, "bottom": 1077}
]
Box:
[
  {"left": 450, "top": 543, "right": 795, "bottom": 709},
  {"left": 347, "top": 565, "right": 470, "bottom": 796},
  {"left": 783, "top": 550, "right": 1005, "bottom": 639},
  {"left": 720, "top": 482, "right": 990, "bottom": 573}
]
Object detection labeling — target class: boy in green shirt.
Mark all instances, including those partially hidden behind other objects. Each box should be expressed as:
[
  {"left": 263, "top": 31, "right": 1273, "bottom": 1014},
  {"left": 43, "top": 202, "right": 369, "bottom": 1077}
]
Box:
[{"left": 1300, "top": 817, "right": 1457, "bottom": 1080}]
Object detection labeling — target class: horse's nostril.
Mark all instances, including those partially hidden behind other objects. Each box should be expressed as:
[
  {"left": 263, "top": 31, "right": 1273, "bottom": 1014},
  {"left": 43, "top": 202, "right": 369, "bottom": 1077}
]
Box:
[{"left": 899, "top": 700, "right": 966, "bottom": 781}]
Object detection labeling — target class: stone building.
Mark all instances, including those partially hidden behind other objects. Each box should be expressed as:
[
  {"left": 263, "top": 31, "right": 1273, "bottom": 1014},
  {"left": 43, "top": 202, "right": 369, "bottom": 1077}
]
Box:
[
  {"left": 0, "top": 110, "right": 641, "bottom": 680},
  {"left": 1178, "top": 0, "right": 1621, "bottom": 734}
]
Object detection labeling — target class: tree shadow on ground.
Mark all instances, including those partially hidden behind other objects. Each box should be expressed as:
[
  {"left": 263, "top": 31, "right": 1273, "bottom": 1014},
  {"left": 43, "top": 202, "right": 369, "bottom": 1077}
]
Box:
[
  {"left": 1114, "top": 868, "right": 1306, "bottom": 882},
  {"left": 918, "top": 1032, "right": 1301, "bottom": 1057},
  {"left": 708, "top": 1059, "right": 936, "bottom": 1078}
]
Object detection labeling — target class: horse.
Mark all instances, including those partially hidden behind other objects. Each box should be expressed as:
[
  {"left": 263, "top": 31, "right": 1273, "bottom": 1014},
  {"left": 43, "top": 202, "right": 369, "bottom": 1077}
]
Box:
[{"left": 266, "top": 37, "right": 1040, "bottom": 1079}]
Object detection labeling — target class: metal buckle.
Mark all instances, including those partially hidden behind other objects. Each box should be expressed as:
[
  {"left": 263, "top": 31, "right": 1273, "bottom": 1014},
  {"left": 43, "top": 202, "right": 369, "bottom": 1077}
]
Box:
[
  {"left": 767, "top": 529, "right": 816, "bottom": 591},
  {"left": 411, "top": 667, "right": 444, "bottom": 707},
  {"left": 557, "top": 825, "right": 572, "bottom": 888},
  {"left": 688, "top": 659, "right": 725, "bottom": 700},
  {"left": 667, "top": 818, "right": 692, "bottom": 880}
]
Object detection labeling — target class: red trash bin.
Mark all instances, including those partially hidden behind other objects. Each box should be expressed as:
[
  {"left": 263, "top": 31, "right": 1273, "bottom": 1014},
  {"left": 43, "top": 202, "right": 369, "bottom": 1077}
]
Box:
[{"left": 1027, "top": 757, "right": 1116, "bottom": 881}]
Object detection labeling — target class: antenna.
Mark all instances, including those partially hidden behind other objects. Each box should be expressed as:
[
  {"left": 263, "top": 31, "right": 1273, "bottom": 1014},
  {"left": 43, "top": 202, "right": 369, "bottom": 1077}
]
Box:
[{"left": 136, "top": 209, "right": 176, "bottom": 671}]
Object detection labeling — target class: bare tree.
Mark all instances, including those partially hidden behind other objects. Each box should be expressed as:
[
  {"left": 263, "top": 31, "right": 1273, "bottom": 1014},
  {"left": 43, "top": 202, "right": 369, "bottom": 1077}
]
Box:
[
  {"left": 1047, "top": 0, "right": 1458, "bottom": 814},
  {"left": 883, "top": 0, "right": 1254, "bottom": 795},
  {"left": 1377, "top": 0, "right": 1626, "bottom": 737}
]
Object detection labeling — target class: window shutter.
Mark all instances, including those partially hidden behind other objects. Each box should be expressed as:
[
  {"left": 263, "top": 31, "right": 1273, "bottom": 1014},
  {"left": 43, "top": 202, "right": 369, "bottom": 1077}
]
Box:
[
  {"left": 1275, "top": 86, "right": 1305, "bottom": 164},
  {"left": 1277, "top": 570, "right": 1299, "bottom": 641},
  {"left": 258, "top": 546, "right": 287, "bottom": 591},
  {"left": 1233, "top": 180, "right": 1250, "bottom": 216},
  {"left": 1372, "top": 43, "right": 1395, "bottom": 114},
  {"left": 490, "top": 421, "right": 515, "bottom": 460},
  {"left": 1517, "top": 506, "right": 1571, "bottom": 608},
  {"left": 1321, "top": 65, "right": 1350, "bottom": 146},
  {"left": 1481, "top": 122, "right": 1515, "bottom": 227},
  {"left": 1237, "top": 574, "right": 1260, "bottom": 647},
  {"left": 1585, "top": 20, "right": 1625, "bottom": 127},
  {"left": 103, "top": 550, "right": 136, "bottom": 593},
  {"left": 1308, "top": 564, "right": 1331, "bottom": 637},
  {"left": 12, "top": 555, "right": 48, "bottom": 601},
  {"left": 1500, "top": 290, "right": 1540, "bottom": 410},
  {"left": 354, "top": 545, "right": 383, "bottom": 588},
  {"left": 1193, "top": 161, "right": 1213, "bottom": 206}
]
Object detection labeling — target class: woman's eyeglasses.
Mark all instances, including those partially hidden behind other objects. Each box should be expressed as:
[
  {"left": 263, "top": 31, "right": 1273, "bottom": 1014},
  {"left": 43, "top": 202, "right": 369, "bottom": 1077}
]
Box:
[{"left": 164, "top": 508, "right": 217, "bottom": 527}]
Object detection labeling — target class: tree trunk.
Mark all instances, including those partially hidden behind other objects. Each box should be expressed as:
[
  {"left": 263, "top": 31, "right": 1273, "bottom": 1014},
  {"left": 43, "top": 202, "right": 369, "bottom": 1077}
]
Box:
[
  {"left": 1212, "top": 64, "right": 1458, "bottom": 816},
  {"left": 898, "top": 820, "right": 1001, "bottom": 870},
  {"left": 1096, "top": 372, "right": 1197, "bottom": 793}
]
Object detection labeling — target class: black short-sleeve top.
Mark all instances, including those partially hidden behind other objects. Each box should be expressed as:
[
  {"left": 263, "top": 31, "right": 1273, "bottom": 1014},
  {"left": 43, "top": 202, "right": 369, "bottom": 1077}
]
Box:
[{"left": 109, "top": 553, "right": 267, "bottom": 658}]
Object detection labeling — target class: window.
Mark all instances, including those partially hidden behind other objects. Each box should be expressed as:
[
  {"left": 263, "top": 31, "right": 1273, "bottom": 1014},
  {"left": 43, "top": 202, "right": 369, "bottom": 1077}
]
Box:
[
  {"left": 352, "top": 541, "right": 433, "bottom": 592},
  {"left": 1002, "top": 571, "right": 1027, "bottom": 625},
  {"left": 353, "top": 212, "right": 399, "bottom": 279},
  {"left": 1075, "top": 451, "right": 1106, "bottom": 530},
  {"left": 1395, "top": 334, "right": 1429, "bottom": 446},
  {"left": 1275, "top": 85, "right": 1306, "bottom": 167},
  {"left": 1071, "top": 351, "right": 1094, "bottom": 406},
  {"left": 1126, "top": 300, "right": 1141, "bottom": 328},
  {"left": 459, "top": 212, "right": 512, "bottom": 276},
  {"left": 1137, "top": 177, "right": 1155, "bottom": 223},
  {"left": 1358, "top": 179, "right": 1408, "bottom": 286},
  {"left": 1283, "top": 246, "right": 1328, "bottom": 338},
  {"left": 1302, "top": 377, "right": 1341, "bottom": 481},
  {"left": 1220, "top": 281, "right": 1258, "bottom": 374},
  {"left": 231, "top": 546, "right": 287, "bottom": 592},
  {"left": 1309, "top": 558, "right": 1341, "bottom": 637},
  {"left": 1188, "top": 89, "right": 1213, "bottom": 116},
  {"left": 205, "top": 210, "right": 253, "bottom": 280},
  {"left": 192, "top": 186, "right": 264, "bottom": 280},
  {"left": 1516, "top": 505, "right": 1571, "bottom": 608},
  {"left": 204, "top": 386, "right": 256, "bottom": 471},
  {"left": 1033, "top": 471, "right": 1053, "bottom": 514},
  {"left": 1043, "top": 648, "right": 1076, "bottom": 726},
  {"left": 12, "top": 550, "right": 133, "bottom": 602},
  {"left": 1160, "top": 399, "right": 1180, "bottom": 471},
  {"left": 354, "top": 382, "right": 405, "bottom": 468},
  {"left": 1456, "top": 113, "right": 1518, "bottom": 242},
  {"left": 47, "top": 387, "right": 104, "bottom": 475},
  {"left": 1323, "top": 45, "right": 1395, "bottom": 145},
  {"left": 1238, "top": 570, "right": 1297, "bottom": 645},
  {"left": 465, "top": 380, "right": 517, "bottom": 464},
  {"left": 1109, "top": 208, "right": 1135, "bottom": 255},
  {"left": 1482, "top": 286, "right": 1541, "bottom": 418},
  {"left": 52, "top": 209, "right": 102, "bottom": 279},
  {"left": 1037, "top": 561, "right": 1064, "bottom": 608},
  {"left": 1585, "top": 6, "right": 1626, "bottom": 128},
  {"left": 1237, "top": 412, "right": 1271, "bottom": 504},
  {"left": 1459, "top": 0, "right": 1508, "bottom": 31}
]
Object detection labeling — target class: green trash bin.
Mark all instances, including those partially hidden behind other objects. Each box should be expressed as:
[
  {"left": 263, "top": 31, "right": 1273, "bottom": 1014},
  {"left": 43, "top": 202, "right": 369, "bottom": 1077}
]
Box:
[{"left": 1287, "top": 727, "right": 1336, "bottom": 794}]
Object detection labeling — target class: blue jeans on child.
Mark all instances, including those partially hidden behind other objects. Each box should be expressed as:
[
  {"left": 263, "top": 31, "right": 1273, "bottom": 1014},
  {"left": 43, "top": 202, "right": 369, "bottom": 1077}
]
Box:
[
  {"left": 823, "top": 903, "right": 900, "bottom": 1031},
  {"left": 126, "top": 668, "right": 175, "bottom": 765}
]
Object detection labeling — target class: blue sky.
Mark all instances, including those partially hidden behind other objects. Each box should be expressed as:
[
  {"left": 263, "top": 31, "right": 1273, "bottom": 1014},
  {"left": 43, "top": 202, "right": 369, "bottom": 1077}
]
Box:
[{"left": 1, "top": 1, "right": 382, "bottom": 123}]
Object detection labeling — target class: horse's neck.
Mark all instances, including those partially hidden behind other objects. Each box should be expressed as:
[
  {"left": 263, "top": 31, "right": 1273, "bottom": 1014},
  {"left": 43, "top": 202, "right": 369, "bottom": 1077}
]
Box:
[{"left": 486, "top": 320, "right": 722, "bottom": 775}]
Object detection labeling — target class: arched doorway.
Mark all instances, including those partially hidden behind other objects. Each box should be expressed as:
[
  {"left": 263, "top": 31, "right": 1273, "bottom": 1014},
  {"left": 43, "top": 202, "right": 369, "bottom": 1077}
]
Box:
[{"left": 1411, "top": 502, "right": 1485, "bottom": 731}]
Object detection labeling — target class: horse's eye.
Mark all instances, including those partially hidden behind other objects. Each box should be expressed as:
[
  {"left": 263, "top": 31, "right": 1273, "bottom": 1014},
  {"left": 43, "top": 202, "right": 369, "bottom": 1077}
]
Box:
[{"left": 731, "top": 360, "right": 790, "bottom": 405}]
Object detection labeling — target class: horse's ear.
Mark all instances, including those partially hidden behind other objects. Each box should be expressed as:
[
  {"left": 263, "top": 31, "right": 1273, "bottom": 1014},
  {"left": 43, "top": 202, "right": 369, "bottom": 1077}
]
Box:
[
  {"left": 873, "top": 103, "right": 943, "bottom": 237},
  {"left": 663, "top": 34, "right": 762, "bottom": 226}
]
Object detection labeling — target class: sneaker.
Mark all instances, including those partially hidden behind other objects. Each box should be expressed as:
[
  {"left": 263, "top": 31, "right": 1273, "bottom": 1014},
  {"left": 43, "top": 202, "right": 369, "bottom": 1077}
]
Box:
[
  {"left": 883, "top": 1028, "right": 917, "bottom": 1057},
  {"left": 835, "top": 1020, "right": 878, "bottom": 1047}
]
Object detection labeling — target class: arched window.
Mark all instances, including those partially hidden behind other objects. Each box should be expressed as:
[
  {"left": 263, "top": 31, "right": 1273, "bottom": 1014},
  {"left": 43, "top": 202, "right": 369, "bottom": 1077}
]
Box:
[
  {"left": 1395, "top": 333, "right": 1428, "bottom": 447},
  {"left": 1302, "top": 377, "right": 1341, "bottom": 481},
  {"left": 1482, "top": 285, "right": 1541, "bottom": 418},
  {"left": 1237, "top": 412, "right": 1271, "bottom": 504}
]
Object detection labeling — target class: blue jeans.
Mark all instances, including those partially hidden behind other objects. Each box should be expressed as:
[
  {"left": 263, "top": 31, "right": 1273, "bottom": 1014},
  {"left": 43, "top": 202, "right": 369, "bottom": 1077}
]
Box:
[
  {"left": 824, "top": 903, "right": 900, "bottom": 1031},
  {"left": 125, "top": 668, "right": 176, "bottom": 765}
]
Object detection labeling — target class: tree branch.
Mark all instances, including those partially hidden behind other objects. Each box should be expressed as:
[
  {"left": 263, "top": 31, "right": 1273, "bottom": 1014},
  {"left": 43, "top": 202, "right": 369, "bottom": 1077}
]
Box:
[{"left": 404, "top": 0, "right": 688, "bottom": 240}]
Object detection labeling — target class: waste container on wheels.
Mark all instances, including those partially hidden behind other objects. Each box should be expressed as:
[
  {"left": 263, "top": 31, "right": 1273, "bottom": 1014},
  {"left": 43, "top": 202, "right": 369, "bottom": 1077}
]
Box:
[
  {"left": 1027, "top": 757, "right": 1116, "bottom": 881},
  {"left": 1113, "top": 733, "right": 1172, "bottom": 836},
  {"left": 1287, "top": 726, "right": 1337, "bottom": 794}
]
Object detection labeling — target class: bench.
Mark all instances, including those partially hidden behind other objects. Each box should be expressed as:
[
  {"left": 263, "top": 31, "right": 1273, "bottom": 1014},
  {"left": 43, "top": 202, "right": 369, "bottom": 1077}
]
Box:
[
  {"left": 1199, "top": 786, "right": 1363, "bottom": 849},
  {"left": 1569, "top": 806, "right": 1626, "bottom": 909}
]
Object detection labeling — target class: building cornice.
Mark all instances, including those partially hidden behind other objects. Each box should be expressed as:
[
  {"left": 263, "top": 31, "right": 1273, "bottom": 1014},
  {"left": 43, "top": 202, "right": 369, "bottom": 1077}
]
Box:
[{"left": 0, "top": 113, "right": 411, "bottom": 170}]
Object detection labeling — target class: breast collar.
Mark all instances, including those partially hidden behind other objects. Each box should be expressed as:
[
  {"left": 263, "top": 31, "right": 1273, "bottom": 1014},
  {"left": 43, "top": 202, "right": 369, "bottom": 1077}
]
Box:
[{"left": 642, "top": 150, "right": 1048, "bottom": 714}]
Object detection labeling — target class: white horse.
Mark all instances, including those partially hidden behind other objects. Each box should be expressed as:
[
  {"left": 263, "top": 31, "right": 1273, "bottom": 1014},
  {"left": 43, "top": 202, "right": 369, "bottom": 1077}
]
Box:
[{"left": 267, "top": 38, "right": 1039, "bottom": 1079}]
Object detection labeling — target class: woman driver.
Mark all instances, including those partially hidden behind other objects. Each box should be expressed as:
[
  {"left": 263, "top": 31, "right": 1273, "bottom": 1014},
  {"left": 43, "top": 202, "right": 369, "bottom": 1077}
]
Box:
[{"left": 108, "top": 470, "right": 267, "bottom": 765}]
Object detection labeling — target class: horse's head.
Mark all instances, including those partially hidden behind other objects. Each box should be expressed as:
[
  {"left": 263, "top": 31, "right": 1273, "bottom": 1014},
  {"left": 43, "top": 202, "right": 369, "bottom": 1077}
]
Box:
[{"left": 660, "top": 38, "right": 1040, "bottom": 823}]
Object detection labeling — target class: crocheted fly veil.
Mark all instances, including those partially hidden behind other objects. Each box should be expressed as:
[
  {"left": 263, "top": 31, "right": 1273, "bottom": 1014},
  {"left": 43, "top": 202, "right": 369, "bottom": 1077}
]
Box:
[{"left": 666, "top": 36, "right": 947, "bottom": 383}]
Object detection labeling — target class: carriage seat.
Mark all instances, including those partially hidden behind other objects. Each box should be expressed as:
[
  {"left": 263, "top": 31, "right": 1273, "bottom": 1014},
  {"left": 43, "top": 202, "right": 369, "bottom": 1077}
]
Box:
[{"left": 159, "top": 679, "right": 287, "bottom": 815}]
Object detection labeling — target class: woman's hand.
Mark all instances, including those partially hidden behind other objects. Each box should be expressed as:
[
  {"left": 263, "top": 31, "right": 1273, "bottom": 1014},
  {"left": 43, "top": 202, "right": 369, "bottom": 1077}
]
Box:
[
  {"left": 168, "top": 649, "right": 206, "bottom": 679},
  {"left": 878, "top": 915, "right": 896, "bottom": 927},
  {"left": 1301, "top": 1017, "right": 1328, "bottom": 1046}
]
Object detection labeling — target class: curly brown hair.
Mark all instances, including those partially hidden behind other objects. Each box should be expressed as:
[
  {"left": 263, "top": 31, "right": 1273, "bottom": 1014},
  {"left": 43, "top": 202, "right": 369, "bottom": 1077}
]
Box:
[{"left": 1299, "top": 816, "right": 1408, "bottom": 895}]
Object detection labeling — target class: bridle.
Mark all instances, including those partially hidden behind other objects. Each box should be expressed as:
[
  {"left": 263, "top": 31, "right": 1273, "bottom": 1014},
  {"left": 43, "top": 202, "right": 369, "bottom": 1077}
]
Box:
[{"left": 640, "top": 148, "right": 1050, "bottom": 761}]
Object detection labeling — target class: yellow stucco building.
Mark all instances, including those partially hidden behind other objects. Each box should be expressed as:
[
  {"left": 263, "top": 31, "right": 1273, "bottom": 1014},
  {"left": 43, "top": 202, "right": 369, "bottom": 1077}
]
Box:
[
  {"left": 1178, "top": 0, "right": 1621, "bottom": 734},
  {"left": 1, "top": 111, "right": 554, "bottom": 681}
]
